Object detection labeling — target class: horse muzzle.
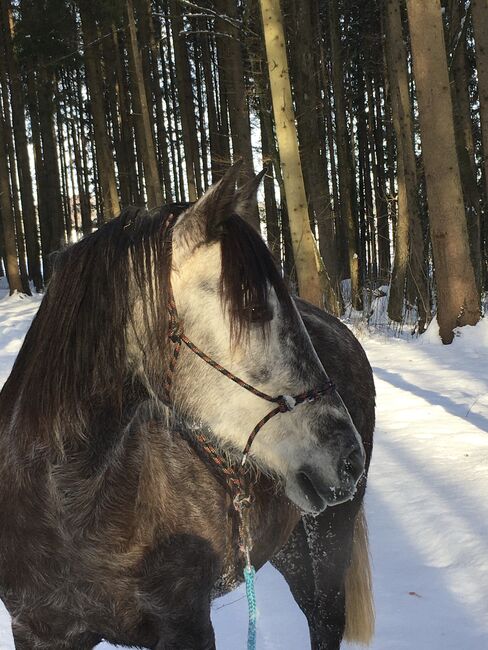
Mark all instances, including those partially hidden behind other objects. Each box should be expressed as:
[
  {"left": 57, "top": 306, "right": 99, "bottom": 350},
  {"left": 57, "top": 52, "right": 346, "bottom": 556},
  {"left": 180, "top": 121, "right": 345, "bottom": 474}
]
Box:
[{"left": 287, "top": 443, "right": 365, "bottom": 514}]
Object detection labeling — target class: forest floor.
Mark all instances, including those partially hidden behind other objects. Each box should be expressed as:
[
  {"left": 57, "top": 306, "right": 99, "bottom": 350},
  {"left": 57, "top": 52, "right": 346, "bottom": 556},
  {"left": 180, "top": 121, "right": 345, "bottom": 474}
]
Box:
[{"left": 0, "top": 287, "right": 487, "bottom": 650}]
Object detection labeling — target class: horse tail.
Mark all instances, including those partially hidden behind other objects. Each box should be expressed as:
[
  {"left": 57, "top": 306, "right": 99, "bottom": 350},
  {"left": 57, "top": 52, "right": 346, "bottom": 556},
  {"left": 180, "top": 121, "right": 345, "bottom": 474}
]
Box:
[{"left": 344, "top": 503, "right": 375, "bottom": 645}]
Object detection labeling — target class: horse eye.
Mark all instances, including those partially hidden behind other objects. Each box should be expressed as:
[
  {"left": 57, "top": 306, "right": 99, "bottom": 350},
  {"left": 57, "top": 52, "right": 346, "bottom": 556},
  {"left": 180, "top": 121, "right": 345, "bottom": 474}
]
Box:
[{"left": 249, "top": 305, "right": 274, "bottom": 323}]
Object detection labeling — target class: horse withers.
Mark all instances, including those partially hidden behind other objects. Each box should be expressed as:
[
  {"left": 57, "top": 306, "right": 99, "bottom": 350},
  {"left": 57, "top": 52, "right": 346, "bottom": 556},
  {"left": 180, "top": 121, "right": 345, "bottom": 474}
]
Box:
[{"left": 0, "top": 163, "right": 374, "bottom": 649}]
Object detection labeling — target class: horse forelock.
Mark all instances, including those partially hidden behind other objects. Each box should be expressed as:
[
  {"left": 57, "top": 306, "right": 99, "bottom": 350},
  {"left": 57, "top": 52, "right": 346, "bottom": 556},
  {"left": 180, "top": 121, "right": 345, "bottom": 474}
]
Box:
[{"left": 218, "top": 214, "right": 292, "bottom": 342}]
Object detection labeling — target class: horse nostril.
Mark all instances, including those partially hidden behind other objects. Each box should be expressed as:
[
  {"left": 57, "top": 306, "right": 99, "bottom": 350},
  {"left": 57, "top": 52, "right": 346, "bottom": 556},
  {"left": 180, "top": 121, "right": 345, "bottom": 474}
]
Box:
[{"left": 340, "top": 446, "right": 364, "bottom": 484}]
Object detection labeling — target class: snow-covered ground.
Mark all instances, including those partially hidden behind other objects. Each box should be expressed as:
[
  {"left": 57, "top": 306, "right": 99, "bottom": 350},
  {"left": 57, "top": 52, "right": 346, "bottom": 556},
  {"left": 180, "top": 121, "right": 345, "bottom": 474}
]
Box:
[{"left": 0, "top": 288, "right": 487, "bottom": 650}]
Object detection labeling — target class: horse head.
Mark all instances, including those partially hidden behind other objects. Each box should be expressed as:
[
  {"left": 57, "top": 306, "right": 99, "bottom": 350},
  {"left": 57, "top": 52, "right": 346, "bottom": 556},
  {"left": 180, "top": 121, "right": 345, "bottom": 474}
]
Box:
[
  {"left": 163, "top": 163, "right": 365, "bottom": 514},
  {"left": 1, "top": 162, "right": 364, "bottom": 516}
]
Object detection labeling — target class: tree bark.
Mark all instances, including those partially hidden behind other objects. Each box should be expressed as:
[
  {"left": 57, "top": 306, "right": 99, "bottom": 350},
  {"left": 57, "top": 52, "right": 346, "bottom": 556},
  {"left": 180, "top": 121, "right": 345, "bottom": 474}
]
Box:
[
  {"left": 0, "top": 44, "right": 29, "bottom": 293},
  {"left": 0, "top": 98, "right": 23, "bottom": 293},
  {"left": 214, "top": 0, "right": 259, "bottom": 229},
  {"left": 368, "top": 73, "right": 390, "bottom": 283},
  {"left": 406, "top": 0, "right": 480, "bottom": 342},
  {"left": 136, "top": 0, "right": 173, "bottom": 201},
  {"left": 74, "top": 67, "right": 94, "bottom": 233},
  {"left": 385, "top": 0, "right": 430, "bottom": 330},
  {"left": 449, "top": 1, "right": 482, "bottom": 289},
  {"left": 37, "top": 67, "right": 66, "bottom": 260},
  {"left": 79, "top": 4, "right": 120, "bottom": 220},
  {"left": 165, "top": 6, "right": 186, "bottom": 201},
  {"left": 200, "top": 22, "right": 226, "bottom": 182},
  {"left": 1, "top": 0, "right": 42, "bottom": 290},
  {"left": 260, "top": 0, "right": 329, "bottom": 308},
  {"left": 26, "top": 71, "right": 50, "bottom": 276},
  {"left": 471, "top": 0, "right": 488, "bottom": 287},
  {"left": 259, "top": 104, "right": 280, "bottom": 262},
  {"left": 170, "top": 0, "right": 202, "bottom": 201},
  {"left": 289, "top": 0, "right": 341, "bottom": 314},
  {"left": 126, "top": 0, "right": 163, "bottom": 207},
  {"left": 329, "top": 0, "right": 363, "bottom": 310}
]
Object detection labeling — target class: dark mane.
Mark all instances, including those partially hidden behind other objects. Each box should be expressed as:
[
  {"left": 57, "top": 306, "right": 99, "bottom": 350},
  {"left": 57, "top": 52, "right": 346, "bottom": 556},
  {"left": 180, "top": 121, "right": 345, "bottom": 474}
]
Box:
[
  {"left": 0, "top": 205, "right": 178, "bottom": 454},
  {"left": 0, "top": 203, "right": 291, "bottom": 453}
]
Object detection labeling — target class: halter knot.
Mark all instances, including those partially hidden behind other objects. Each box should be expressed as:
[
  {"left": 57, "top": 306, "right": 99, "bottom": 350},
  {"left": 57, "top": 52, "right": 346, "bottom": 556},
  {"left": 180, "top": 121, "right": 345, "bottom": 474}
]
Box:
[
  {"left": 277, "top": 394, "right": 297, "bottom": 412},
  {"left": 169, "top": 324, "right": 183, "bottom": 343},
  {"left": 233, "top": 492, "right": 254, "bottom": 512}
]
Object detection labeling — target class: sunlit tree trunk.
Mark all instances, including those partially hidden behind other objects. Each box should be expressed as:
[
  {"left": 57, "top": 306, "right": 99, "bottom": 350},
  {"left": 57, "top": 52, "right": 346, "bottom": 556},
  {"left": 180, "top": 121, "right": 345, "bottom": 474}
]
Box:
[
  {"left": 385, "top": 0, "right": 430, "bottom": 330},
  {"left": 406, "top": 0, "right": 480, "bottom": 342},
  {"left": 260, "top": 0, "right": 329, "bottom": 308}
]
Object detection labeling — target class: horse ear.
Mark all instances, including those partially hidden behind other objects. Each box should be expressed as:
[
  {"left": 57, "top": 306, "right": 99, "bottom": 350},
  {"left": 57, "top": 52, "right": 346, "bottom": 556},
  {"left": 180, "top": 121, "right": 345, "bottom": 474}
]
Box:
[
  {"left": 177, "top": 160, "right": 243, "bottom": 240},
  {"left": 233, "top": 168, "right": 267, "bottom": 220}
]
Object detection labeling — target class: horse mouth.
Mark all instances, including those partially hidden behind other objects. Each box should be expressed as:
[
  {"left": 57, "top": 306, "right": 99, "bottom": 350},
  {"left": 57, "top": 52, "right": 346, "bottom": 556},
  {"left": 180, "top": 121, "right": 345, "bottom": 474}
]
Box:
[
  {"left": 291, "top": 468, "right": 358, "bottom": 514},
  {"left": 296, "top": 471, "right": 327, "bottom": 513}
]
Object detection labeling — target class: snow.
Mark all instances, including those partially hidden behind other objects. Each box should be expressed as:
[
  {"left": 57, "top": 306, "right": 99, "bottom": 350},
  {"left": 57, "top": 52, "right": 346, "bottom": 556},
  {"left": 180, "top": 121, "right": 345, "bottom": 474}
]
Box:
[{"left": 0, "top": 288, "right": 487, "bottom": 649}]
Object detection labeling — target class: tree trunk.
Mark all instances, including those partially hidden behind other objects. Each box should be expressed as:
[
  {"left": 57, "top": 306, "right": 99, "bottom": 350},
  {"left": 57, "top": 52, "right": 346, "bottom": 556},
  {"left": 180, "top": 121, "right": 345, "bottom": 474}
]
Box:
[
  {"left": 200, "top": 23, "right": 226, "bottom": 182},
  {"left": 449, "top": 1, "right": 482, "bottom": 289},
  {"left": 471, "top": 0, "right": 488, "bottom": 287},
  {"left": 329, "top": 0, "right": 362, "bottom": 310},
  {"left": 170, "top": 0, "right": 202, "bottom": 201},
  {"left": 289, "top": 0, "right": 340, "bottom": 314},
  {"left": 136, "top": 0, "right": 173, "bottom": 201},
  {"left": 37, "top": 67, "right": 66, "bottom": 261},
  {"left": 385, "top": 0, "right": 430, "bottom": 330},
  {"left": 126, "top": 0, "right": 163, "bottom": 207},
  {"left": 54, "top": 84, "right": 72, "bottom": 240},
  {"left": 368, "top": 73, "right": 390, "bottom": 283},
  {"left": 0, "top": 46, "right": 29, "bottom": 293},
  {"left": 357, "top": 73, "right": 377, "bottom": 282},
  {"left": 259, "top": 105, "right": 280, "bottom": 262},
  {"left": 26, "top": 71, "right": 50, "bottom": 276},
  {"left": 260, "top": 0, "right": 328, "bottom": 308},
  {"left": 321, "top": 58, "right": 344, "bottom": 277},
  {"left": 162, "top": 1, "right": 185, "bottom": 201},
  {"left": 0, "top": 98, "right": 23, "bottom": 293},
  {"left": 113, "top": 29, "right": 143, "bottom": 205},
  {"left": 74, "top": 67, "right": 94, "bottom": 233},
  {"left": 406, "top": 0, "right": 480, "bottom": 342},
  {"left": 79, "top": 4, "right": 120, "bottom": 220},
  {"left": 214, "top": 0, "right": 259, "bottom": 229},
  {"left": 1, "top": 0, "right": 42, "bottom": 289}
]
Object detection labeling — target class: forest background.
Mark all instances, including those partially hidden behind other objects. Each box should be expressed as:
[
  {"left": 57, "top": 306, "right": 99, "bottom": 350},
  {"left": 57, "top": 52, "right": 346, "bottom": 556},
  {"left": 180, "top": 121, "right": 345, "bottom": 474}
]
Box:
[{"left": 0, "top": 0, "right": 486, "bottom": 344}]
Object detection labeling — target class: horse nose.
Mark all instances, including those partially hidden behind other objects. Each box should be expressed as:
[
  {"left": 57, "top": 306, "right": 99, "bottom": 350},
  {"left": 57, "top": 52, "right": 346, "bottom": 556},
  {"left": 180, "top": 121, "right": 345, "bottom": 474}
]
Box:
[
  {"left": 296, "top": 444, "right": 364, "bottom": 510},
  {"left": 339, "top": 445, "right": 365, "bottom": 485}
]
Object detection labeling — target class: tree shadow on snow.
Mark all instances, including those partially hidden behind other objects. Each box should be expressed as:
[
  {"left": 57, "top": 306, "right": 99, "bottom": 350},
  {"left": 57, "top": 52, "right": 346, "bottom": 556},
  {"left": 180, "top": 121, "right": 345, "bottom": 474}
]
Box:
[{"left": 372, "top": 366, "right": 488, "bottom": 436}]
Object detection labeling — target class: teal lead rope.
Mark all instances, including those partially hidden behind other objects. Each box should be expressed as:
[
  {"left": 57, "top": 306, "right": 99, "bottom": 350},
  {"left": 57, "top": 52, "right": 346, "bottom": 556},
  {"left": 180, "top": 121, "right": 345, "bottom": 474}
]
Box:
[
  {"left": 236, "top": 496, "right": 257, "bottom": 650},
  {"left": 244, "top": 562, "right": 257, "bottom": 650}
]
